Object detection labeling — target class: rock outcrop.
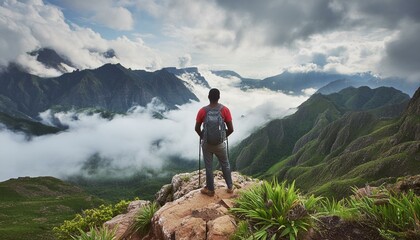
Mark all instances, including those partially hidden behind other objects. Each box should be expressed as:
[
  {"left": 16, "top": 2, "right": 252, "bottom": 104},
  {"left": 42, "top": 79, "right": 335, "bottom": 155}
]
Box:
[
  {"left": 105, "top": 170, "right": 258, "bottom": 240},
  {"left": 151, "top": 170, "right": 258, "bottom": 240}
]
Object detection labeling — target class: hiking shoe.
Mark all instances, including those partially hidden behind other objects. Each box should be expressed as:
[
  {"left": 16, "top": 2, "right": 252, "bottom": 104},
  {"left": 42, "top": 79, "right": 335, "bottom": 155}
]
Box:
[
  {"left": 201, "top": 187, "right": 215, "bottom": 196},
  {"left": 227, "top": 186, "right": 234, "bottom": 193}
]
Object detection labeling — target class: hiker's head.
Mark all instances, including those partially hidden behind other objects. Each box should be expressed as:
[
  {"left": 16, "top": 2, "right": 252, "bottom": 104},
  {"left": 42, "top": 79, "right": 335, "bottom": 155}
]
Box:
[{"left": 208, "top": 88, "right": 220, "bottom": 103}]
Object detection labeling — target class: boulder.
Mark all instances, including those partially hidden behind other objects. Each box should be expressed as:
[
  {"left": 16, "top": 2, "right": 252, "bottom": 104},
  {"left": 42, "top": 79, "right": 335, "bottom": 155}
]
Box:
[{"left": 207, "top": 215, "right": 236, "bottom": 240}]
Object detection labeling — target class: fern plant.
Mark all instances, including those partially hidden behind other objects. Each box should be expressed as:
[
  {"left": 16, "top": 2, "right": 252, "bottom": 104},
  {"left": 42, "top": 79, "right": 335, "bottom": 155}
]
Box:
[{"left": 231, "top": 180, "right": 321, "bottom": 240}]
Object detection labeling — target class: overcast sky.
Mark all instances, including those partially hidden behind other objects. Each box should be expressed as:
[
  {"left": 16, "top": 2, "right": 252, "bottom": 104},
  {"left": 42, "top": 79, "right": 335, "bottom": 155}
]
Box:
[{"left": 1, "top": 0, "right": 419, "bottom": 81}]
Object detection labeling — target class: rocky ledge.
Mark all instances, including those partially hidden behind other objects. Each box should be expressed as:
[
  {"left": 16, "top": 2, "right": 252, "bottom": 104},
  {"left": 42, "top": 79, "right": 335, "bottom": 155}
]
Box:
[
  {"left": 105, "top": 170, "right": 259, "bottom": 240},
  {"left": 105, "top": 173, "right": 420, "bottom": 240}
]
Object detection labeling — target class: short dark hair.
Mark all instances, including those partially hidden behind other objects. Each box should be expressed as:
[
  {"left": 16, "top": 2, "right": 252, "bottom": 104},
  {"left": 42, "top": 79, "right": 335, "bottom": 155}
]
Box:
[{"left": 208, "top": 88, "right": 220, "bottom": 102}]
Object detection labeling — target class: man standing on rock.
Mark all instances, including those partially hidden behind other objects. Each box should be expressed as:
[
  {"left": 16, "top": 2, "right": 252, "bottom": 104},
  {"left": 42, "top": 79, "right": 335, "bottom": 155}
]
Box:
[{"left": 195, "top": 88, "right": 234, "bottom": 196}]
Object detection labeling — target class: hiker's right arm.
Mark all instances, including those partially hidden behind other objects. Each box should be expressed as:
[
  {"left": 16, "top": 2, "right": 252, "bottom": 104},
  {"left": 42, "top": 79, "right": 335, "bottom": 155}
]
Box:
[
  {"left": 195, "top": 108, "right": 206, "bottom": 138},
  {"left": 226, "top": 121, "right": 234, "bottom": 137}
]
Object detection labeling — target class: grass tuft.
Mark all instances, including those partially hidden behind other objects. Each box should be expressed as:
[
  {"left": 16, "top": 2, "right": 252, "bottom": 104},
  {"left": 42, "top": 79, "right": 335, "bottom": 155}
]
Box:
[
  {"left": 71, "top": 226, "right": 116, "bottom": 240},
  {"left": 231, "top": 179, "right": 321, "bottom": 240},
  {"left": 348, "top": 188, "right": 420, "bottom": 240},
  {"left": 131, "top": 202, "right": 159, "bottom": 236}
]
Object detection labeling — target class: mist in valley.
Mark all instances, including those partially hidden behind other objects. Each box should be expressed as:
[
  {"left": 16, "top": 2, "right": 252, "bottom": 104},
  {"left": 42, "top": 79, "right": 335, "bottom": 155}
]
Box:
[{"left": 0, "top": 70, "right": 310, "bottom": 182}]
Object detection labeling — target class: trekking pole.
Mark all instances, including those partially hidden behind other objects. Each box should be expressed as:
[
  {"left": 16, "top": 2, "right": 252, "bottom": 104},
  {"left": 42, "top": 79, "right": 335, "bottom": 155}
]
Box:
[
  {"left": 226, "top": 137, "right": 229, "bottom": 161},
  {"left": 198, "top": 137, "right": 201, "bottom": 188},
  {"left": 227, "top": 136, "right": 232, "bottom": 171}
]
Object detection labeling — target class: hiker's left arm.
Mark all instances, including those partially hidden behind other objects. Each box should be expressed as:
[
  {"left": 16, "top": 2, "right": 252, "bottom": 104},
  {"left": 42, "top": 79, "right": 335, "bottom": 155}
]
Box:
[
  {"left": 195, "top": 122, "right": 202, "bottom": 138},
  {"left": 226, "top": 121, "right": 234, "bottom": 137}
]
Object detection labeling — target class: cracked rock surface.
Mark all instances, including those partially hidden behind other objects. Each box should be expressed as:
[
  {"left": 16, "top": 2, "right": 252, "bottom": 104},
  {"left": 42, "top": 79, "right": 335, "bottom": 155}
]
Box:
[{"left": 150, "top": 171, "right": 258, "bottom": 240}]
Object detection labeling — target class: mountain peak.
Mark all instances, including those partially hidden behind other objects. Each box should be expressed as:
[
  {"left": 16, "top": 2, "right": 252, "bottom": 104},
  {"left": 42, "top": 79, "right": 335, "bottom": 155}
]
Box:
[
  {"left": 164, "top": 67, "right": 210, "bottom": 88},
  {"left": 28, "top": 48, "right": 74, "bottom": 73},
  {"left": 406, "top": 86, "right": 420, "bottom": 116},
  {"left": 211, "top": 70, "right": 243, "bottom": 79}
]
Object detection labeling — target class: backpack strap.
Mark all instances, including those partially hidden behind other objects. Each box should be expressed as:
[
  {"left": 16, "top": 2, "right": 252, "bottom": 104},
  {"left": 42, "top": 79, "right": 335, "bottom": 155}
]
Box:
[{"left": 204, "top": 104, "right": 224, "bottom": 113}]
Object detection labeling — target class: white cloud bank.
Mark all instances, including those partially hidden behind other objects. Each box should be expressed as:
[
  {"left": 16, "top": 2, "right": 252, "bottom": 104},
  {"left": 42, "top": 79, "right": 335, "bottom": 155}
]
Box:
[
  {"left": 0, "top": 0, "right": 160, "bottom": 77},
  {"left": 0, "top": 70, "right": 308, "bottom": 181}
]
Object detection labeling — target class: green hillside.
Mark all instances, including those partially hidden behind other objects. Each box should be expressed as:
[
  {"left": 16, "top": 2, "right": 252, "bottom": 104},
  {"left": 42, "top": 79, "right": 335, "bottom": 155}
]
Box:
[
  {"left": 0, "top": 112, "right": 61, "bottom": 136},
  {"left": 0, "top": 177, "right": 103, "bottom": 240},
  {"left": 232, "top": 86, "right": 418, "bottom": 198}
]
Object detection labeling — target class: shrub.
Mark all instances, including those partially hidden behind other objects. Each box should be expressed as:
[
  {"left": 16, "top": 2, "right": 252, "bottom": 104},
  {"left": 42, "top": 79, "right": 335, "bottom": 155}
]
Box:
[
  {"left": 131, "top": 202, "right": 159, "bottom": 235},
  {"left": 231, "top": 180, "right": 321, "bottom": 240},
  {"left": 71, "top": 226, "right": 116, "bottom": 240},
  {"left": 350, "top": 190, "right": 420, "bottom": 240},
  {"left": 54, "top": 200, "right": 130, "bottom": 240}
]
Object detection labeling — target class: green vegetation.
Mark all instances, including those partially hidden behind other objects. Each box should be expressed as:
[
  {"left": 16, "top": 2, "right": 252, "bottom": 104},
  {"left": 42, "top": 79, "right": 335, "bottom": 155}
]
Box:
[
  {"left": 53, "top": 200, "right": 130, "bottom": 240},
  {"left": 71, "top": 226, "right": 117, "bottom": 240},
  {"left": 0, "top": 177, "right": 103, "bottom": 240},
  {"left": 231, "top": 180, "right": 420, "bottom": 240},
  {"left": 232, "top": 86, "right": 419, "bottom": 200},
  {"left": 231, "top": 180, "right": 321, "bottom": 240},
  {"left": 131, "top": 202, "right": 159, "bottom": 236},
  {"left": 0, "top": 112, "right": 61, "bottom": 135},
  {"left": 349, "top": 190, "right": 420, "bottom": 240},
  {"left": 318, "top": 197, "right": 358, "bottom": 221}
]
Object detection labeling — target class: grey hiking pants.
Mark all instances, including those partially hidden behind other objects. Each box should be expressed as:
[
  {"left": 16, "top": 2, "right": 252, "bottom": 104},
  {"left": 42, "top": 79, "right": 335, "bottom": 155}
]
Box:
[{"left": 201, "top": 141, "right": 233, "bottom": 191}]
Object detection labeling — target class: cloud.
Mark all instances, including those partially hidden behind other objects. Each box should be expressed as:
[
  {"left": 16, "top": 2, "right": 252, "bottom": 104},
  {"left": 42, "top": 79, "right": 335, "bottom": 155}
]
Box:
[
  {"left": 0, "top": 69, "right": 308, "bottom": 181},
  {"left": 344, "top": 0, "right": 420, "bottom": 29},
  {"left": 92, "top": 6, "right": 134, "bottom": 31},
  {"left": 3, "top": 0, "right": 420, "bottom": 80},
  {"left": 379, "top": 21, "right": 420, "bottom": 81},
  {"left": 139, "top": 0, "right": 420, "bottom": 79},
  {"left": 215, "top": 0, "right": 346, "bottom": 46},
  {"left": 0, "top": 0, "right": 160, "bottom": 76},
  {"left": 301, "top": 88, "right": 317, "bottom": 96},
  {"left": 54, "top": 0, "right": 134, "bottom": 30},
  {"left": 178, "top": 54, "right": 191, "bottom": 68}
]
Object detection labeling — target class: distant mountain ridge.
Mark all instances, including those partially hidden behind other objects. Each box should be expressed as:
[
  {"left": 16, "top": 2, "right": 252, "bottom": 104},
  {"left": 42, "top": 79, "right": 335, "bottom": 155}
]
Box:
[
  {"left": 0, "top": 63, "right": 198, "bottom": 119},
  {"left": 165, "top": 67, "right": 210, "bottom": 88},
  {"left": 317, "top": 76, "right": 418, "bottom": 96},
  {"left": 231, "top": 86, "right": 418, "bottom": 197},
  {"left": 212, "top": 69, "right": 418, "bottom": 96}
]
